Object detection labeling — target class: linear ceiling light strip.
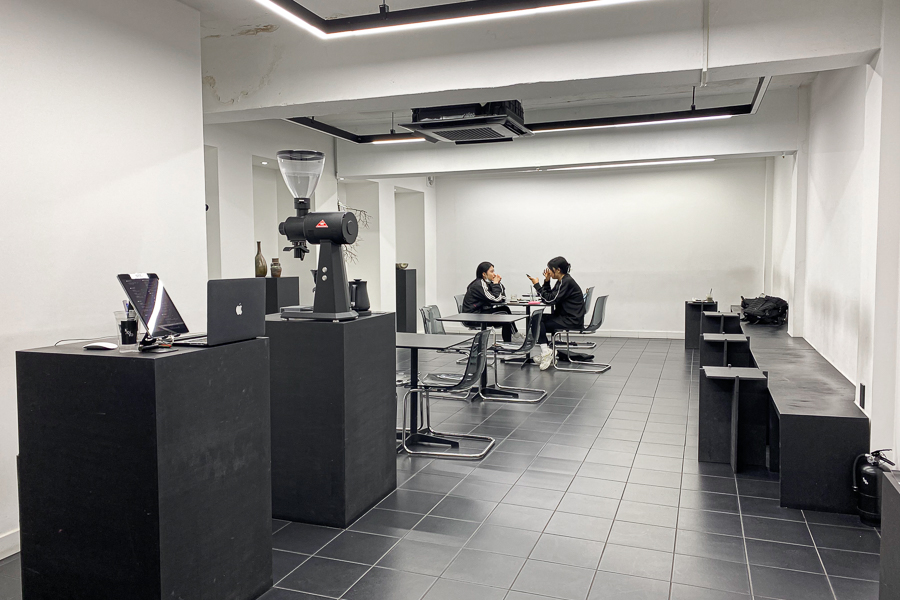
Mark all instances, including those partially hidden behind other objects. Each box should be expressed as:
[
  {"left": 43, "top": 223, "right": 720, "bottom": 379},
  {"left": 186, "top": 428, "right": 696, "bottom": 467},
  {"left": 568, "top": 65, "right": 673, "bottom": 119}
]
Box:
[
  {"left": 530, "top": 106, "right": 748, "bottom": 134},
  {"left": 546, "top": 158, "right": 716, "bottom": 171},
  {"left": 255, "top": 0, "right": 649, "bottom": 38}
]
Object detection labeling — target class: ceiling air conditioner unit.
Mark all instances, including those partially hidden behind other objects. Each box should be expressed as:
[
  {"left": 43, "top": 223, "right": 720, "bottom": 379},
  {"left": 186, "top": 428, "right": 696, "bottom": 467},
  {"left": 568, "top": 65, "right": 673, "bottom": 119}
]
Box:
[{"left": 401, "top": 100, "right": 533, "bottom": 144}]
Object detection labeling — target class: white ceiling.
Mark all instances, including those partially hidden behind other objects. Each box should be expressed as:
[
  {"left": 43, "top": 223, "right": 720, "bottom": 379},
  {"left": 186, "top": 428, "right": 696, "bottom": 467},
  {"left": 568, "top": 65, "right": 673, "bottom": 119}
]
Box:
[{"left": 182, "top": 0, "right": 816, "bottom": 131}]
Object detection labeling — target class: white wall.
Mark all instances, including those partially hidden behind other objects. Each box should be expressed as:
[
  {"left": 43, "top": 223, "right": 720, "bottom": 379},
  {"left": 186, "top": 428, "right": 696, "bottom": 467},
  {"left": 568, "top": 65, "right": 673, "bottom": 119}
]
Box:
[
  {"left": 0, "top": 0, "right": 207, "bottom": 558},
  {"left": 202, "top": 120, "right": 338, "bottom": 298},
  {"left": 436, "top": 159, "right": 767, "bottom": 336},
  {"left": 803, "top": 67, "right": 868, "bottom": 382},
  {"left": 205, "top": 145, "right": 223, "bottom": 279},
  {"left": 340, "top": 182, "right": 382, "bottom": 308},
  {"left": 251, "top": 164, "right": 281, "bottom": 270},
  {"left": 769, "top": 154, "right": 797, "bottom": 303}
]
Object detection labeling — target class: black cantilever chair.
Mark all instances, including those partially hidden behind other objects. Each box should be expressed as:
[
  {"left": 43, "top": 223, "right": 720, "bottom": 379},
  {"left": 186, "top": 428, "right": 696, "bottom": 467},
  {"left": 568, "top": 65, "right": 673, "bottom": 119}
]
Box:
[
  {"left": 400, "top": 330, "right": 496, "bottom": 460},
  {"left": 555, "top": 286, "right": 597, "bottom": 351},
  {"left": 480, "top": 308, "right": 547, "bottom": 403},
  {"left": 417, "top": 305, "right": 472, "bottom": 385},
  {"left": 551, "top": 294, "right": 612, "bottom": 373}
]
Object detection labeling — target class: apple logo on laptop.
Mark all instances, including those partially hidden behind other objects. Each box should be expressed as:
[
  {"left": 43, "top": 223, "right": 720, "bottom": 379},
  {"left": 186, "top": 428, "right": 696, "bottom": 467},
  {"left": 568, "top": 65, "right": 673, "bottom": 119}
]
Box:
[{"left": 235, "top": 303, "right": 243, "bottom": 316}]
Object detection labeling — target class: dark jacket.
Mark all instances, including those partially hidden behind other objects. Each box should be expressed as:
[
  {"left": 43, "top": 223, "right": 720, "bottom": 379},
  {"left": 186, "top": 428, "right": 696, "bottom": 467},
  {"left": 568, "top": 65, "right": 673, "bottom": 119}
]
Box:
[
  {"left": 463, "top": 278, "right": 506, "bottom": 313},
  {"left": 534, "top": 275, "right": 586, "bottom": 328}
]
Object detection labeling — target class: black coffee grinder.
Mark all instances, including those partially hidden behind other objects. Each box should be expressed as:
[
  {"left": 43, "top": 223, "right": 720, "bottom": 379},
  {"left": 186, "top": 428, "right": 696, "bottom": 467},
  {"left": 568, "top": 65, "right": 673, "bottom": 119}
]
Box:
[{"left": 276, "top": 150, "right": 359, "bottom": 321}]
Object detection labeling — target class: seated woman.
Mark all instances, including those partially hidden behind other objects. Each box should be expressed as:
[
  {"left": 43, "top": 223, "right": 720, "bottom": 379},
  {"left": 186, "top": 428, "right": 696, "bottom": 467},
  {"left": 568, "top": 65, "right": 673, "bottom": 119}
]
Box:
[
  {"left": 462, "top": 261, "right": 518, "bottom": 342},
  {"left": 528, "top": 256, "right": 586, "bottom": 370}
]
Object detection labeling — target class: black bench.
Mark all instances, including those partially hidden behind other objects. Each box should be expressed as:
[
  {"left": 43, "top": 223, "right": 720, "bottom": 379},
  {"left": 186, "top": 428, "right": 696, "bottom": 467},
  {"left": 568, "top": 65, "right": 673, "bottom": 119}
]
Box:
[{"left": 743, "top": 323, "right": 869, "bottom": 513}]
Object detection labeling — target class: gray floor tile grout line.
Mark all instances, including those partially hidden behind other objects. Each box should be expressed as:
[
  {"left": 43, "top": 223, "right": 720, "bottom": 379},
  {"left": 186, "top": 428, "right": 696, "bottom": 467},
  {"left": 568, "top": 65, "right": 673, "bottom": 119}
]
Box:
[
  {"left": 667, "top": 344, "right": 691, "bottom": 600},
  {"left": 803, "top": 509, "right": 839, "bottom": 600}
]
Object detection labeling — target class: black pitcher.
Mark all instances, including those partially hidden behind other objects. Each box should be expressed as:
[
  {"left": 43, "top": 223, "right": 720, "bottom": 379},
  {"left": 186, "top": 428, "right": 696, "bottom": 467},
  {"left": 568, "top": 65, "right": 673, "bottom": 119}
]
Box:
[{"left": 348, "top": 279, "right": 370, "bottom": 312}]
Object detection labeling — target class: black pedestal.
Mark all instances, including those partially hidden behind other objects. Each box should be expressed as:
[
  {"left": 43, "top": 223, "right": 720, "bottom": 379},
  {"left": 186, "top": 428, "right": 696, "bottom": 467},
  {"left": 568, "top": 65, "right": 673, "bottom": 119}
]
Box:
[
  {"left": 265, "top": 276, "right": 300, "bottom": 314},
  {"left": 700, "top": 311, "right": 743, "bottom": 335},
  {"left": 16, "top": 339, "right": 272, "bottom": 600},
  {"left": 699, "top": 334, "right": 752, "bottom": 368},
  {"left": 776, "top": 409, "right": 869, "bottom": 512},
  {"left": 881, "top": 472, "right": 900, "bottom": 599},
  {"left": 698, "top": 367, "right": 769, "bottom": 472},
  {"left": 685, "top": 301, "right": 717, "bottom": 349},
  {"left": 266, "top": 313, "right": 397, "bottom": 527},
  {"left": 396, "top": 269, "right": 417, "bottom": 333}
]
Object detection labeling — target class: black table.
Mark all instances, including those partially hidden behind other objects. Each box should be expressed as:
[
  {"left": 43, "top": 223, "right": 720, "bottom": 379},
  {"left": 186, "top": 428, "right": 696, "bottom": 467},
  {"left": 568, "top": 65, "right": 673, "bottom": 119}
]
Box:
[
  {"left": 397, "top": 332, "right": 473, "bottom": 449},
  {"left": 439, "top": 313, "right": 527, "bottom": 397},
  {"left": 504, "top": 300, "right": 546, "bottom": 315}
]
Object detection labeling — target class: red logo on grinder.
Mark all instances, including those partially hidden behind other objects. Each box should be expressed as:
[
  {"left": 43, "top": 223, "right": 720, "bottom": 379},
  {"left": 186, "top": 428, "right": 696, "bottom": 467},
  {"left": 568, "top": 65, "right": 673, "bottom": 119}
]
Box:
[{"left": 315, "top": 220, "right": 328, "bottom": 228}]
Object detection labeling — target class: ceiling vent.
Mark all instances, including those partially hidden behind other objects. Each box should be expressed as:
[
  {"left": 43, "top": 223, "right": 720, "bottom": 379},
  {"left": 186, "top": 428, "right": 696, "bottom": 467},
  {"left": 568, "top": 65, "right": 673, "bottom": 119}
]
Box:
[{"left": 401, "top": 101, "right": 533, "bottom": 144}]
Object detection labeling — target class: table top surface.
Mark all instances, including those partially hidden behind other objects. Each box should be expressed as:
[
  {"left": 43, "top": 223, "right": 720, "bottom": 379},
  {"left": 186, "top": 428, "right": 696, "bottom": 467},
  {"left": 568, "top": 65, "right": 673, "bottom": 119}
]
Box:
[
  {"left": 702, "top": 366, "right": 768, "bottom": 380},
  {"left": 396, "top": 332, "right": 474, "bottom": 350},
  {"left": 687, "top": 300, "right": 718, "bottom": 305},
  {"left": 17, "top": 337, "right": 268, "bottom": 359},
  {"left": 702, "top": 333, "right": 750, "bottom": 342},
  {"left": 742, "top": 323, "right": 863, "bottom": 418},
  {"left": 504, "top": 300, "right": 545, "bottom": 306},
  {"left": 439, "top": 313, "right": 527, "bottom": 324},
  {"left": 702, "top": 312, "right": 741, "bottom": 318}
]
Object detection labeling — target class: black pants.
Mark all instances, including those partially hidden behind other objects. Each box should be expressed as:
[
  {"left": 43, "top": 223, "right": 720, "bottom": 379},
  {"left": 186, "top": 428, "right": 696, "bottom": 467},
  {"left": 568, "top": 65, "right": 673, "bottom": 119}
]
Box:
[
  {"left": 470, "top": 306, "right": 517, "bottom": 342},
  {"left": 538, "top": 314, "right": 574, "bottom": 345}
]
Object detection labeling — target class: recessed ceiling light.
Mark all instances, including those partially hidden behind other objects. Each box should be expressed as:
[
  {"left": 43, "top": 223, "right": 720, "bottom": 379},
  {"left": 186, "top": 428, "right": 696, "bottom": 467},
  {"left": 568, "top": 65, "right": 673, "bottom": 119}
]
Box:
[
  {"left": 546, "top": 158, "right": 716, "bottom": 171},
  {"left": 254, "top": 0, "right": 650, "bottom": 39},
  {"left": 261, "top": 161, "right": 268, "bottom": 165}
]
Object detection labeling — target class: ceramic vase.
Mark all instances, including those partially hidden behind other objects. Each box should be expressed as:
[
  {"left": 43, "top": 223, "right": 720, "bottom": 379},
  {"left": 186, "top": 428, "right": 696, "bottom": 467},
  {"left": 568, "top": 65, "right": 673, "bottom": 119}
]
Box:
[
  {"left": 270, "top": 258, "right": 282, "bottom": 278},
  {"left": 255, "top": 241, "right": 267, "bottom": 277}
]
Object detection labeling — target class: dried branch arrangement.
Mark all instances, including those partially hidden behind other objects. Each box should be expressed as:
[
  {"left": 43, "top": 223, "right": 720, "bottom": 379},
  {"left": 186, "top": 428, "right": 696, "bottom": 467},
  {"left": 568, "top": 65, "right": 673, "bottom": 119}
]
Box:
[{"left": 338, "top": 202, "right": 373, "bottom": 264}]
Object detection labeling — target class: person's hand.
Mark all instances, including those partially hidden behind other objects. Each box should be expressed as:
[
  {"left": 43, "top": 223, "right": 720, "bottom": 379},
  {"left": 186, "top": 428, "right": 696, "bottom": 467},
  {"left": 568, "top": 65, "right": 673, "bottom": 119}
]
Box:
[
  {"left": 492, "top": 273, "right": 502, "bottom": 284},
  {"left": 543, "top": 268, "right": 551, "bottom": 282},
  {"left": 527, "top": 274, "right": 539, "bottom": 285}
]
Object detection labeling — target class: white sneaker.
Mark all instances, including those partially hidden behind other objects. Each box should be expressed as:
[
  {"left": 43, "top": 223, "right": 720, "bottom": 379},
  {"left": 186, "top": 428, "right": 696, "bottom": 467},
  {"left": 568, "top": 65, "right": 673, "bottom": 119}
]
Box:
[{"left": 539, "top": 344, "right": 554, "bottom": 370}]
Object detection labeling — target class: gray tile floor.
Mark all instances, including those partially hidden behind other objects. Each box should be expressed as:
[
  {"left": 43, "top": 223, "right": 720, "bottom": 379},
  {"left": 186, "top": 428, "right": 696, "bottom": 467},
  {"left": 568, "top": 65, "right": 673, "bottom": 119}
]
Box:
[
  {"left": 0, "top": 338, "right": 881, "bottom": 600},
  {"left": 267, "top": 338, "right": 880, "bottom": 600}
]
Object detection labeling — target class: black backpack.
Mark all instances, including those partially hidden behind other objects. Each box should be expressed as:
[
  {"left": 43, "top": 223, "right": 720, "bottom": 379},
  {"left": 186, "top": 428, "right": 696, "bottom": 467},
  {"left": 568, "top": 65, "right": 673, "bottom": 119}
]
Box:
[{"left": 741, "top": 295, "right": 788, "bottom": 326}]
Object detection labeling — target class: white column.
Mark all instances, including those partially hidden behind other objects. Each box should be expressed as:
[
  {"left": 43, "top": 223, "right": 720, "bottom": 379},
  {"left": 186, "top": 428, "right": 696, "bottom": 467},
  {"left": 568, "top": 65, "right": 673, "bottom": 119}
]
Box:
[
  {"left": 788, "top": 85, "right": 810, "bottom": 338},
  {"left": 378, "top": 181, "right": 398, "bottom": 311},
  {"left": 879, "top": 0, "right": 900, "bottom": 452}
]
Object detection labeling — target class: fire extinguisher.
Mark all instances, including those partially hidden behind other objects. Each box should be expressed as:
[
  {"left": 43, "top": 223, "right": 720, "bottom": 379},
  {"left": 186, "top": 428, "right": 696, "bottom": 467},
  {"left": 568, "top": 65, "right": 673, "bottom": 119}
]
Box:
[{"left": 853, "top": 449, "right": 895, "bottom": 526}]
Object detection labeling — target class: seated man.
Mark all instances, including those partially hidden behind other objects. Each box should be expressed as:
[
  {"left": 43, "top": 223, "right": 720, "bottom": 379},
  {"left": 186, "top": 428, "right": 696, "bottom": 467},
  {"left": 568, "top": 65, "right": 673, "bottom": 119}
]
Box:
[{"left": 462, "top": 261, "right": 517, "bottom": 343}]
